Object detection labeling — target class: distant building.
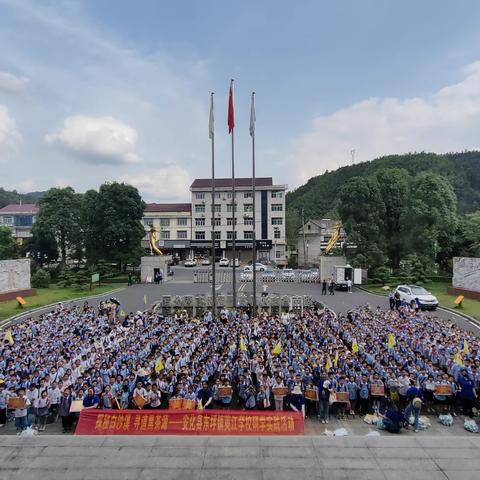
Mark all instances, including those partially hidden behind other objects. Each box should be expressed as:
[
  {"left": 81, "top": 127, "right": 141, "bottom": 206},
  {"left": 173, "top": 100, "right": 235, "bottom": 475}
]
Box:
[
  {"left": 190, "top": 177, "right": 287, "bottom": 266},
  {"left": 0, "top": 204, "right": 39, "bottom": 244},
  {"left": 142, "top": 203, "right": 192, "bottom": 259},
  {"left": 297, "top": 218, "right": 346, "bottom": 266}
]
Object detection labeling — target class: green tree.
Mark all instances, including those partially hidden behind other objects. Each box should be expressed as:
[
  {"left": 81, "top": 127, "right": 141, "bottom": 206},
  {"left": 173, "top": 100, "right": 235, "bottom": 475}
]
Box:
[
  {"left": 375, "top": 168, "right": 410, "bottom": 269},
  {"left": 457, "top": 211, "right": 480, "bottom": 257},
  {"left": 27, "top": 223, "right": 59, "bottom": 265},
  {"left": 338, "top": 176, "right": 386, "bottom": 269},
  {"left": 33, "top": 187, "right": 83, "bottom": 263},
  {"left": 0, "top": 226, "right": 16, "bottom": 260},
  {"left": 407, "top": 173, "right": 458, "bottom": 268},
  {"left": 83, "top": 182, "right": 146, "bottom": 268}
]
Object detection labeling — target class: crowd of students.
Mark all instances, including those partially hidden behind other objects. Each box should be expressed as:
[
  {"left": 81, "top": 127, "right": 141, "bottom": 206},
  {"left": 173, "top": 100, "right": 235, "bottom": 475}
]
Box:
[{"left": 0, "top": 299, "right": 479, "bottom": 434}]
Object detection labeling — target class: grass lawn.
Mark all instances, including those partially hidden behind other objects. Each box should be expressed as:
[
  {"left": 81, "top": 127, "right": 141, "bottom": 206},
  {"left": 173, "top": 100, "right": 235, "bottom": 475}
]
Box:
[
  {"left": 362, "top": 282, "right": 480, "bottom": 321},
  {"left": 0, "top": 283, "right": 125, "bottom": 322}
]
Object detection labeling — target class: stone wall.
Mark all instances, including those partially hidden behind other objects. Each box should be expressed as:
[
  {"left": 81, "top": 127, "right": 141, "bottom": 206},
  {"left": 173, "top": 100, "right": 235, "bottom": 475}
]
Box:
[
  {"left": 0, "top": 258, "right": 31, "bottom": 294},
  {"left": 452, "top": 257, "right": 480, "bottom": 294}
]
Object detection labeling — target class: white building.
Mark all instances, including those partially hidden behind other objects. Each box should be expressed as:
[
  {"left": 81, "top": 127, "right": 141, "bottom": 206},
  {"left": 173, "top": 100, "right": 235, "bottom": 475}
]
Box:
[
  {"left": 190, "top": 177, "right": 287, "bottom": 266},
  {"left": 142, "top": 203, "right": 192, "bottom": 259},
  {"left": 0, "top": 203, "right": 38, "bottom": 245}
]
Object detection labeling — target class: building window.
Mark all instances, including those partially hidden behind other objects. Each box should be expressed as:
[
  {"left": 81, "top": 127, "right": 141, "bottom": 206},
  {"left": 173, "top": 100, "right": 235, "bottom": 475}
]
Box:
[
  {"left": 212, "top": 231, "right": 221, "bottom": 240},
  {"left": 177, "top": 218, "right": 188, "bottom": 226},
  {"left": 160, "top": 218, "right": 170, "bottom": 227},
  {"left": 244, "top": 231, "right": 253, "bottom": 240},
  {"left": 227, "top": 231, "right": 237, "bottom": 240},
  {"left": 276, "top": 250, "right": 282, "bottom": 259},
  {"left": 227, "top": 217, "right": 237, "bottom": 226},
  {"left": 244, "top": 204, "right": 253, "bottom": 213},
  {"left": 271, "top": 191, "right": 283, "bottom": 199},
  {"left": 195, "top": 218, "right": 205, "bottom": 227},
  {"left": 177, "top": 230, "right": 188, "bottom": 239},
  {"left": 195, "top": 231, "right": 206, "bottom": 240},
  {"left": 213, "top": 204, "right": 221, "bottom": 213},
  {"left": 244, "top": 191, "right": 253, "bottom": 199},
  {"left": 307, "top": 224, "right": 311, "bottom": 230},
  {"left": 211, "top": 218, "right": 221, "bottom": 227},
  {"left": 195, "top": 192, "right": 205, "bottom": 199},
  {"left": 227, "top": 192, "right": 236, "bottom": 199},
  {"left": 271, "top": 204, "right": 283, "bottom": 212},
  {"left": 244, "top": 218, "right": 253, "bottom": 226},
  {"left": 160, "top": 230, "right": 170, "bottom": 239},
  {"left": 143, "top": 217, "right": 154, "bottom": 226},
  {"left": 227, "top": 204, "right": 237, "bottom": 213},
  {"left": 271, "top": 217, "right": 283, "bottom": 226},
  {"left": 15, "top": 215, "right": 33, "bottom": 227},
  {"left": 195, "top": 204, "right": 205, "bottom": 213},
  {"left": 274, "top": 229, "right": 281, "bottom": 239}
]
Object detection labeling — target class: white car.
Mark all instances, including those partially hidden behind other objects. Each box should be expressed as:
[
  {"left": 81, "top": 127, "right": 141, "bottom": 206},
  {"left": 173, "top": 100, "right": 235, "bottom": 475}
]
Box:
[
  {"left": 219, "top": 258, "right": 229, "bottom": 267},
  {"left": 243, "top": 263, "right": 267, "bottom": 273},
  {"left": 184, "top": 258, "right": 197, "bottom": 267},
  {"left": 394, "top": 285, "right": 438, "bottom": 310},
  {"left": 201, "top": 258, "right": 211, "bottom": 266},
  {"left": 240, "top": 271, "right": 253, "bottom": 281},
  {"left": 281, "top": 268, "right": 295, "bottom": 279}
]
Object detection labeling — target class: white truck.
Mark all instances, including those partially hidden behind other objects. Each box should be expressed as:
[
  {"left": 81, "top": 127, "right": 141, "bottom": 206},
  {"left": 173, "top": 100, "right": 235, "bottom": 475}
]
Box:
[{"left": 333, "top": 265, "right": 351, "bottom": 290}]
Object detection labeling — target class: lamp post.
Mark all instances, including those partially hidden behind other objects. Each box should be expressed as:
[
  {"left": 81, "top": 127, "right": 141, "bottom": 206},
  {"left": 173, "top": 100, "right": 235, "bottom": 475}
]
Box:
[
  {"left": 273, "top": 226, "right": 279, "bottom": 264},
  {"left": 306, "top": 240, "right": 309, "bottom": 267}
]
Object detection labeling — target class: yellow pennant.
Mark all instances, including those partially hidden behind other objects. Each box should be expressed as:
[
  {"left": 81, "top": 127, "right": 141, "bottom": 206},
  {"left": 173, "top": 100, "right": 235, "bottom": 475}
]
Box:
[
  {"left": 334, "top": 350, "right": 339, "bottom": 367},
  {"left": 4, "top": 331, "right": 14, "bottom": 345},
  {"left": 240, "top": 336, "right": 247, "bottom": 352},
  {"left": 388, "top": 333, "right": 396, "bottom": 349},
  {"left": 326, "top": 356, "right": 333, "bottom": 372},
  {"left": 271, "top": 341, "right": 281, "bottom": 356},
  {"left": 463, "top": 341, "right": 469, "bottom": 354},
  {"left": 352, "top": 339, "right": 359, "bottom": 354},
  {"left": 454, "top": 351, "right": 463, "bottom": 366},
  {"left": 154, "top": 358, "right": 164, "bottom": 373},
  {"left": 120, "top": 309, "right": 126, "bottom": 317}
]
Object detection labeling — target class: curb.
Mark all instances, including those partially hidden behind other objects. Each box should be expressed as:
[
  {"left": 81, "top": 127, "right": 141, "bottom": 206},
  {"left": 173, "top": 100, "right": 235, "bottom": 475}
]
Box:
[
  {"left": 356, "top": 285, "right": 480, "bottom": 326},
  {"left": 0, "top": 286, "right": 125, "bottom": 328}
]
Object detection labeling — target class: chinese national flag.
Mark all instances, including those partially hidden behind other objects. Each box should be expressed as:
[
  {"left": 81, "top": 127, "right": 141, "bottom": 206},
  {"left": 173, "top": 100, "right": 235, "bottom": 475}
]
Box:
[{"left": 228, "top": 79, "right": 234, "bottom": 133}]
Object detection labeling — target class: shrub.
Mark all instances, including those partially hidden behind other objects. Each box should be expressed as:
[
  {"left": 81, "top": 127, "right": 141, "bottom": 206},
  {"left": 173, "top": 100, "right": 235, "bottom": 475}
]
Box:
[{"left": 31, "top": 269, "right": 51, "bottom": 288}]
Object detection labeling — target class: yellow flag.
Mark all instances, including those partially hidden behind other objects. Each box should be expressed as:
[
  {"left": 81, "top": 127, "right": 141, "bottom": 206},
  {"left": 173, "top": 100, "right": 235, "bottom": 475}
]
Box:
[
  {"left": 463, "top": 341, "right": 469, "bottom": 354},
  {"left": 120, "top": 309, "right": 126, "bottom": 317},
  {"left": 144, "top": 295, "right": 147, "bottom": 305},
  {"left": 4, "top": 331, "right": 14, "bottom": 345},
  {"left": 240, "top": 336, "right": 247, "bottom": 352},
  {"left": 352, "top": 339, "right": 359, "bottom": 354},
  {"left": 388, "top": 333, "right": 396, "bottom": 349},
  {"left": 454, "top": 351, "right": 463, "bottom": 366},
  {"left": 334, "top": 350, "right": 339, "bottom": 367},
  {"left": 326, "top": 356, "right": 333, "bottom": 372},
  {"left": 271, "top": 341, "right": 281, "bottom": 355},
  {"left": 155, "top": 358, "right": 164, "bottom": 373}
]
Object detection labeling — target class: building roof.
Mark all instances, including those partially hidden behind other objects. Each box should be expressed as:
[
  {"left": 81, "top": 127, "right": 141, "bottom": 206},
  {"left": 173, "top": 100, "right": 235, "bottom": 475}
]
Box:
[
  {"left": 190, "top": 177, "right": 274, "bottom": 189},
  {"left": 0, "top": 203, "right": 38, "bottom": 214},
  {"left": 144, "top": 203, "right": 191, "bottom": 213}
]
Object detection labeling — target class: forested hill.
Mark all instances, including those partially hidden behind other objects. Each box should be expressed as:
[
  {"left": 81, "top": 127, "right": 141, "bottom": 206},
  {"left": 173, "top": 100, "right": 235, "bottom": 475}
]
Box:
[
  {"left": 0, "top": 188, "right": 45, "bottom": 208},
  {"left": 287, "top": 151, "right": 480, "bottom": 220}
]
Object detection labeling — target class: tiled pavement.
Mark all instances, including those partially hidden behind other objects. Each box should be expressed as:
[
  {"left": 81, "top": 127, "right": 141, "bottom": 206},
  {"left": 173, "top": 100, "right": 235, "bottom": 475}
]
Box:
[{"left": 1, "top": 435, "right": 479, "bottom": 480}]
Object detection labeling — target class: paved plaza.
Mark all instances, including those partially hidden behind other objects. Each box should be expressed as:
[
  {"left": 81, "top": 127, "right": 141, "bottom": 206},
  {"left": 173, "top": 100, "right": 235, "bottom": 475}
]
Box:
[{"left": 1, "top": 434, "right": 480, "bottom": 480}]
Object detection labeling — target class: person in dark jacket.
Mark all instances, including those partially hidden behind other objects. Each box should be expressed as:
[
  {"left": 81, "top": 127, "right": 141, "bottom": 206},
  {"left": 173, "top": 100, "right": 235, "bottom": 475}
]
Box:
[
  {"left": 59, "top": 387, "right": 74, "bottom": 433},
  {"left": 457, "top": 369, "right": 476, "bottom": 418},
  {"left": 381, "top": 402, "right": 401, "bottom": 433},
  {"left": 404, "top": 382, "right": 423, "bottom": 432}
]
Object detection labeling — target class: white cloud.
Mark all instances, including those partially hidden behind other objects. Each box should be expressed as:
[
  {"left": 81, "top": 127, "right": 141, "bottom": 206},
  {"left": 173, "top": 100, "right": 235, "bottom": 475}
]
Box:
[
  {"left": 0, "top": 104, "right": 20, "bottom": 154},
  {"left": 288, "top": 61, "right": 480, "bottom": 184},
  {"left": 0, "top": 71, "right": 29, "bottom": 93},
  {"left": 119, "top": 164, "right": 192, "bottom": 202},
  {"left": 46, "top": 115, "right": 141, "bottom": 165}
]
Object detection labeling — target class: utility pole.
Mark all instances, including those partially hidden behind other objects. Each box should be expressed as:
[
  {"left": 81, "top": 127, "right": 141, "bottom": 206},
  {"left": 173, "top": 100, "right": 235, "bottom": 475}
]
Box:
[{"left": 302, "top": 208, "right": 306, "bottom": 268}]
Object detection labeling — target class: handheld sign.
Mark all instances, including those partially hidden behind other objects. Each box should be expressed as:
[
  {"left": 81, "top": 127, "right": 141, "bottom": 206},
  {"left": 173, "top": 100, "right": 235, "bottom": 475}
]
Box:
[
  {"left": 69, "top": 400, "right": 84, "bottom": 413},
  {"left": 371, "top": 385, "right": 385, "bottom": 396}
]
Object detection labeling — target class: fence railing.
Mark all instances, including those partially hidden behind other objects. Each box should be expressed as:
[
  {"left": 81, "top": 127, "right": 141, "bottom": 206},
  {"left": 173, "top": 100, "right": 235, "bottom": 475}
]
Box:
[{"left": 192, "top": 269, "right": 320, "bottom": 284}]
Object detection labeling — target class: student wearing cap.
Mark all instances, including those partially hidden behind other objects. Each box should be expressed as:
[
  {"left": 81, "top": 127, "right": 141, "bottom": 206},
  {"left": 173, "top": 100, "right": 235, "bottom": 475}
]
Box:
[{"left": 404, "top": 382, "right": 423, "bottom": 432}]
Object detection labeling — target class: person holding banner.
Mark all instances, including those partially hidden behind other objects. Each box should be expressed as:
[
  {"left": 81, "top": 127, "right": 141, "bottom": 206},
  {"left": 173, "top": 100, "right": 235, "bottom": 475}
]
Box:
[
  {"left": 197, "top": 381, "right": 213, "bottom": 410},
  {"left": 12, "top": 388, "right": 30, "bottom": 432},
  {"left": 82, "top": 388, "right": 99, "bottom": 410},
  {"left": 272, "top": 374, "right": 287, "bottom": 411}
]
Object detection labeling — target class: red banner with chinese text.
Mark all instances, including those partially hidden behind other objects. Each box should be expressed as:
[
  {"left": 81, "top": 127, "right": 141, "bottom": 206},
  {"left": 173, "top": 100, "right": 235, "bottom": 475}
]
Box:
[{"left": 75, "top": 409, "right": 304, "bottom": 435}]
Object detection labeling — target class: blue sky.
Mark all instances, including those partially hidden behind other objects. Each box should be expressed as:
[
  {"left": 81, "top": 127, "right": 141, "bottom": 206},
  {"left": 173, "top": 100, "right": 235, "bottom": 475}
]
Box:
[{"left": 1, "top": 0, "right": 480, "bottom": 201}]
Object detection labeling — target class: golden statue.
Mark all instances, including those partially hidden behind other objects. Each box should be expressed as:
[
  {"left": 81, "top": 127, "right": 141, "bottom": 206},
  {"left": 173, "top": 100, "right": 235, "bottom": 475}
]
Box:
[{"left": 149, "top": 226, "right": 163, "bottom": 255}]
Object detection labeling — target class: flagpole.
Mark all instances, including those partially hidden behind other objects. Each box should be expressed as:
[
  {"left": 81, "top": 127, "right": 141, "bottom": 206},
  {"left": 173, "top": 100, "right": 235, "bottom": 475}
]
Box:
[
  {"left": 210, "top": 92, "right": 216, "bottom": 319},
  {"left": 251, "top": 92, "right": 257, "bottom": 319},
  {"left": 231, "top": 121, "right": 237, "bottom": 310},
  {"left": 229, "top": 80, "right": 237, "bottom": 310}
]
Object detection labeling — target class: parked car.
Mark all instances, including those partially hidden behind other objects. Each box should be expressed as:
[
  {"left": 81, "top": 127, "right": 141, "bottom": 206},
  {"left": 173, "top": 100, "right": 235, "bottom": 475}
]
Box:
[
  {"left": 219, "top": 258, "right": 229, "bottom": 267},
  {"left": 394, "top": 285, "right": 439, "bottom": 310},
  {"left": 262, "top": 269, "right": 276, "bottom": 279},
  {"left": 184, "top": 258, "right": 197, "bottom": 267},
  {"left": 240, "top": 271, "right": 253, "bottom": 281},
  {"left": 201, "top": 257, "right": 211, "bottom": 266}
]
